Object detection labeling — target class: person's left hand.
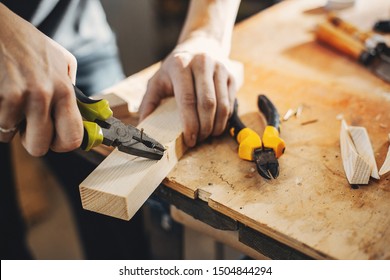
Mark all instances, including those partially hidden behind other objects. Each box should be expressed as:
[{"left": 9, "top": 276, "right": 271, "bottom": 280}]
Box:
[{"left": 139, "top": 36, "right": 243, "bottom": 148}]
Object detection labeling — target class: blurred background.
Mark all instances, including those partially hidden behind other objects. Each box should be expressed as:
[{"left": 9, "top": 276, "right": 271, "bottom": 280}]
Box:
[
  {"left": 14, "top": 0, "right": 279, "bottom": 260},
  {"left": 101, "top": 0, "right": 278, "bottom": 76}
]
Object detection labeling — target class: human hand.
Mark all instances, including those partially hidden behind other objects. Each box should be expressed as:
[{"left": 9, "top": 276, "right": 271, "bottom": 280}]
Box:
[
  {"left": 139, "top": 36, "right": 243, "bottom": 147},
  {"left": 0, "top": 4, "right": 83, "bottom": 156}
]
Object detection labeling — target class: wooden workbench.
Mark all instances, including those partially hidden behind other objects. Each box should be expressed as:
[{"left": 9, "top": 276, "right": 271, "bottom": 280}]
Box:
[
  {"left": 164, "top": 0, "right": 390, "bottom": 260},
  {"left": 94, "top": 0, "right": 390, "bottom": 259}
]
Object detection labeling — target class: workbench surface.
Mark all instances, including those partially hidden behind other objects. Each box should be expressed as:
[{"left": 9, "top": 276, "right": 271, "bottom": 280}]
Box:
[
  {"left": 91, "top": 0, "right": 390, "bottom": 259},
  {"left": 161, "top": 0, "right": 390, "bottom": 259}
]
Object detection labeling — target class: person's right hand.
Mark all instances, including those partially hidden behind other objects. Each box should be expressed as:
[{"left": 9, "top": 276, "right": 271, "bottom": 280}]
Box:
[{"left": 0, "top": 4, "right": 83, "bottom": 156}]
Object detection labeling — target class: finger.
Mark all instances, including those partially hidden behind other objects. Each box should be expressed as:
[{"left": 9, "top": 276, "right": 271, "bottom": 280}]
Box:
[
  {"left": 227, "top": 74, "right": 238, "bottom": 116},
  {"left": 0, "top": 88, "right": 24, "bottom": 143},
  {"left": 21, "top": 85, "right": 53, "bottom": 156},
  {"left": 139, "top": 73, "right": 172, "bottom": 121},
  {"left": 171, "top": 64, "right": 199, "bottom": 147},
  {"left": 50, "top": 81, "right": 83, "bottom": 152},
  {"left": 191, "top": 54, "right": 217, "bottom": 141},
  {"left": 212, "top": 64, "right": 230, "bottom": 136}
]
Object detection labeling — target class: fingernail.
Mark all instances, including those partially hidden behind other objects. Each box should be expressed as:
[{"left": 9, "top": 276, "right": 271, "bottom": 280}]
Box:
[{"left": 188, "top": 134, "right": 197, "bottom": 147}]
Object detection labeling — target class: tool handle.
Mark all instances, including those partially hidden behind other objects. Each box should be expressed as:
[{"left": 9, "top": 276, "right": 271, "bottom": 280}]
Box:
[
  {"left": 257, "top": 95, "right": 280, "bottom": 130},
  {"left": 327, "top": 14, "right": 374, "bottom": 43},
  {"left": 257, "top": 95, "right": 285, "bottom": 158},
  {"left": 315, "top": 21, "right": 365, "bottom": 60},
  {"left": 74, "top": 85, "right": 113, "bottom": 122},
  {"left": 81, "top": 121, "right": 104, "bottom": 151},
  {"left": 228, "top": 100, "right": 246, "bottom": 138},
  {"left": 228, "top": 100, "right": 262, "bottom": 161}
]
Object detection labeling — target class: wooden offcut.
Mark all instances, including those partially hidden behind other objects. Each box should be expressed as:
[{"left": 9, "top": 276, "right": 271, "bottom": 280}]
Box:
[
  {"left": 339, "top": 120, "right": 371, "bottom": 184},
  {"left": 379, "top": 134, "right": 390, "bottom": 176},
  {"left": 79, "top": 98, "right": 185, "bottom": 220}
]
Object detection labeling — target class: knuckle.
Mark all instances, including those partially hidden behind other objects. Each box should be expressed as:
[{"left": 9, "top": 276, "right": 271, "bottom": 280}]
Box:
[
  {"left": 28, "top": 84, "right": 52, "bottom": 105},
  {"left": 193, "top": 53, "right": 209, "bottom": 69},
  {"left": 6, "top": 90, "right": 24, "bottom": 108},
  {"left": 55, "top": 82, "right": 73, "bottom": 101},
  {"left": 171, "top": 55, "right": 187, "bottom": 68},
  {"left": 181, "top": 93, "right": 197, "bottom": 107},
  {"left": 217, "top": 102, "right": 230, "bottom": 118},
  {"left": 200, "top": 96, "right": 216, "bottom": 110}
]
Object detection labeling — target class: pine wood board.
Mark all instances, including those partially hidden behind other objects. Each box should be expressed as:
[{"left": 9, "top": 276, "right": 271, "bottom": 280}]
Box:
[
  {"left": 80, "top": 98, "right": 185, "bottom": 220},
  {"left": 164, "top": 0, "right": 390, "bottom": 259}
]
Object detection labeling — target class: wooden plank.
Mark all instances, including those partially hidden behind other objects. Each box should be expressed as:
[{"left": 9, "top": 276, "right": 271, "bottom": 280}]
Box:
[
  {"left": 164, "top": 0, "right": 390, "bottom": 259},
  {"left": 79, "top": 98, "right": 185, "bottom": 220}
]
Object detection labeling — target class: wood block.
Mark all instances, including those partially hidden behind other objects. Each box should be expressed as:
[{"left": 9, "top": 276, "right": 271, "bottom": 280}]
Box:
[
  {"left": 348, "top": 126, "right": 379, "bottom": 179},
  {"left": 79, "top": 98, "right": 185, "bottom": 220},
  {"left": 379, "top": 134, "right": 390, "bottom": 176},
  {"left": 339, "top": 120, "right": 371, "bottom": 184}
]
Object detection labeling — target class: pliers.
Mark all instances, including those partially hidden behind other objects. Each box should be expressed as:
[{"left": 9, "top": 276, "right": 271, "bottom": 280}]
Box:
[
  {"left": 228, "top": 95, "right": 286, "bottom": 179},
  {"left": 74, "top": 85, "right": 165, "bottom": 160}
]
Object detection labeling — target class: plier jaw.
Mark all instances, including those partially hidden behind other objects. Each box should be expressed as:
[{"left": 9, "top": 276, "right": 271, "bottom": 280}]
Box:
[
  {"left": 75, "top": 85, "right": 165, "bottom": 160},
  {"left": 254, "top": 148, "right": 279, "bottom": 180},
  {"left": 100, "top": 117, "right": 165, "bottom": 160}
]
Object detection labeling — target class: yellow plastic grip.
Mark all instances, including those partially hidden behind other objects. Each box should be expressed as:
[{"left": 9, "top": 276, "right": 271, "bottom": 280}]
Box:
[
  {"left": 236, "top": 127, "right": 262, "bottom": 161},
  {"left": 82, "top": 121, "right": 104, "bottom": 151},
  {"left": 77, "top": 99, "right": 113, "bottom": 122},
  {"left": 262, "top": 126, "right": 286, "bottom": 158}
]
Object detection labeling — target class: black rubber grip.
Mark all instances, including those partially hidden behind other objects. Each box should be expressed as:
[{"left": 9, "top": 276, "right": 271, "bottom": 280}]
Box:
[
  {"left": 228, "top": 99, "right": 246, "bottom": 139},
  {"left": 74, "top": 85, "right": 100, "bottom": 104},
  {"left": 257, "top": 94, "right": 280, "bottom": 129}
]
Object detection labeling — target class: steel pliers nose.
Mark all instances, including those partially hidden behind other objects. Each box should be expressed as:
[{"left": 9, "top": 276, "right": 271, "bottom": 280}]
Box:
[
  {"left": 228, "top": 95, "right": 285, "bottom": 179},
  {"left": 74, "top": 85, "right": 165, "bottom": 160}
]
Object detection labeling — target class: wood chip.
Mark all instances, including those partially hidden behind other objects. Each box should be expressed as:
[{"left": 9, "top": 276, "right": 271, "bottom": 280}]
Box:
[
  {"left": 296, "top": 105, "right": 304, "bottom": 118},
  {"left": 301, "top": 119, "right": 318, "bottom": 125},
  {"left": 283, "top": 108, "right": 296, "bottom": 121}
]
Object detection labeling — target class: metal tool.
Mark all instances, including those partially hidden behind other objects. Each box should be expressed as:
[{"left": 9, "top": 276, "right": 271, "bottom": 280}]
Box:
[
  {"left": 228, "top": 95, "right": 286, "bottom": 179},
  {"left": 74, "top": 85, "right": 165, "bottom": 160},
  {"left": 315, "top": 15, "right": 390, "bottom": 83},
  {"left": 374, "top": 20, "right": 390, "bottom": 34}
]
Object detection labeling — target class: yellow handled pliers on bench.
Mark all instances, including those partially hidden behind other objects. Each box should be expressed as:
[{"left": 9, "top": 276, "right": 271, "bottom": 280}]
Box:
[{"left": 229, "top": 94, "right": 285, "bottom": 179}]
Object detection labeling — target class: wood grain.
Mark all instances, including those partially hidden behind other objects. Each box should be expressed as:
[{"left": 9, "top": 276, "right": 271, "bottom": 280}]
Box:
[{"left": 80, "top": 98, "right": 185, "bottom": 220}]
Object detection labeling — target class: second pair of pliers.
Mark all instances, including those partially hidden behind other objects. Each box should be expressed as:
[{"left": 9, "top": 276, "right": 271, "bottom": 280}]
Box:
[
  {"left": 228, "top": 95, "right": 286, "bottom": 179},
  {"left": 74, "top": 86, "right": 165, "bottom": 160}
]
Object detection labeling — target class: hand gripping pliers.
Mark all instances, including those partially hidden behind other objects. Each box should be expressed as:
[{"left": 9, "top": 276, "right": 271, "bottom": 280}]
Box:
[
  {"left": 228, "top": 95, "right": 286, "bottom": 179},
  {"left": 74, "top": 86, "right": 165, "bottom": 160}
]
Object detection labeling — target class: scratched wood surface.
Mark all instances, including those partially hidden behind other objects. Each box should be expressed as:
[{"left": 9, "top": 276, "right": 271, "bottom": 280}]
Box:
[{"left": 164, "top": 0, "right": 390, "bottom": 259}]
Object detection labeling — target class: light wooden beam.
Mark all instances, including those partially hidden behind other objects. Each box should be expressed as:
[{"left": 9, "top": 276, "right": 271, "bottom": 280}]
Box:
[{"left": 79, "top": 98, "right": 185, "bottom": 220}]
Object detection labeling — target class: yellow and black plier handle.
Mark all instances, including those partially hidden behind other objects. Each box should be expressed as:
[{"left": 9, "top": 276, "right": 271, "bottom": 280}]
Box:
[
  {"left": 229, "top": 95, "right": 285, "bottom": 179},
  {"left": 74, "top": 85, "right": 112, "bottom": 151}
]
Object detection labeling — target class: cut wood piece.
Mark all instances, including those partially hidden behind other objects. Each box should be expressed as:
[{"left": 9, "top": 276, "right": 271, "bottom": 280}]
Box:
[
  {"left": 339, "top": 120, "right": 371, "bottom": 184},
  {"left": 379, "top": 134, "right": 390, "bottom": 176},
  {"left": 349, "top": 126, "right": 380, "bottom": 179},
  {"left": 79, "top": 98, "right": 185, "bottom": 220}
]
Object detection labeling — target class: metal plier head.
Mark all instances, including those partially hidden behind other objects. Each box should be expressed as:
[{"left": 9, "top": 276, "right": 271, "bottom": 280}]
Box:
[{"left": 74, "top": 85, "right": 165, "bottom": 160}]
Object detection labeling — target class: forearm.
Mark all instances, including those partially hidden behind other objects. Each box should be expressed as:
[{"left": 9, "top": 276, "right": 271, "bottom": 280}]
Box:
[{"left": 178, "top": 0, "right": 240, "bottom": 55}]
